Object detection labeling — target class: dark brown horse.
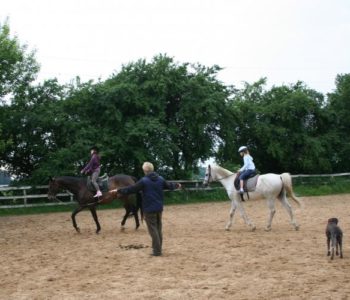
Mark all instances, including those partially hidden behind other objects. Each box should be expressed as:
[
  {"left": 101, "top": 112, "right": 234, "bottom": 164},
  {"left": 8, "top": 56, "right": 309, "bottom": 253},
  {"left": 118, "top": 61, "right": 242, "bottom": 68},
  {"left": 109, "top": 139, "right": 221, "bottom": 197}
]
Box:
[{"left": 48, "top": 175, "right": 143, "bottom": 233}]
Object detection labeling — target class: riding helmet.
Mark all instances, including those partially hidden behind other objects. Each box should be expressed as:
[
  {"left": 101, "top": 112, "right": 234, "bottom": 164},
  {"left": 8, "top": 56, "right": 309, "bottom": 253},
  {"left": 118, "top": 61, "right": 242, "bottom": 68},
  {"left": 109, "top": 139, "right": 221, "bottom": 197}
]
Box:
[
  {"left": 90, "top": 146, "right": 99, "bottom": 153},
  {"left": 238, "top": 146, "right": 247, "bottom": 153}
]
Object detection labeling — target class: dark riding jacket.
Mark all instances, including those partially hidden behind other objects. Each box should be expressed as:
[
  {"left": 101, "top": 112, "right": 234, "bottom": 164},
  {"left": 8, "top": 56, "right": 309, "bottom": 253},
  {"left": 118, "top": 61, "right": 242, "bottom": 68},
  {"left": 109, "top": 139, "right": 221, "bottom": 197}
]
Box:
[
  {"left": 117, "top": 172, "right": 179, "bottom": 213},
  {"left": 81, "top": 154, "right": 100, "bottom": 175}
]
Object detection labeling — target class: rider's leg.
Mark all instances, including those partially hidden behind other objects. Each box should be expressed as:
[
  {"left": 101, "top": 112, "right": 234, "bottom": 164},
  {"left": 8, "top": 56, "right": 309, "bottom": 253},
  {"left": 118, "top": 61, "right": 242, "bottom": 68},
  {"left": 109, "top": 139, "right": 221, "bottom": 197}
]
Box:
[
  {"left": 92, "top": 169, "right": 102, "bottom": 197},
  {"left": 239, "top": 171, "right": 247, "bottom": 193}
]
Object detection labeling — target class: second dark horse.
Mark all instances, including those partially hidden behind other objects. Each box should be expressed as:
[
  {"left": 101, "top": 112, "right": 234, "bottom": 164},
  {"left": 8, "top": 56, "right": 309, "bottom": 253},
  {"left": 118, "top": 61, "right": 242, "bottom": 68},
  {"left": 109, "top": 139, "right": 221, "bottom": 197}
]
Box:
[{"left": 48, "top": 174, "right": 143, "bottom": 233}]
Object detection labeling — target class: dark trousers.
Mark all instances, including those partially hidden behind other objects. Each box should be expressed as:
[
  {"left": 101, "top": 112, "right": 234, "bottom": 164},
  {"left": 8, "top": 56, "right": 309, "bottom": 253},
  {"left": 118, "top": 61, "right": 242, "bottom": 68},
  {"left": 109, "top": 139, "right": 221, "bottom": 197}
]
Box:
[{"left": 144, "top": 212, "right": 163, "bottom": 255}]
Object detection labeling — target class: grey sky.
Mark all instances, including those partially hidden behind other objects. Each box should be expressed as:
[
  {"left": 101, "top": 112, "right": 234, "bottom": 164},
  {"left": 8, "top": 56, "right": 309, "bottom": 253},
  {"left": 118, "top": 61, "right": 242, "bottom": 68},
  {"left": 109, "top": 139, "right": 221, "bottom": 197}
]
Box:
[{"left": 1, "top": 0, "right": 350, "bottom": 94}]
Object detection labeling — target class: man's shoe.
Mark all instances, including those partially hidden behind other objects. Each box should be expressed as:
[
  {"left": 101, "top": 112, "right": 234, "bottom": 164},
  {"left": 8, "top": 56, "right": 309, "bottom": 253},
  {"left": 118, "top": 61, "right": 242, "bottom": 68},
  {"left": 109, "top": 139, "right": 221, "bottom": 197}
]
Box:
[
  {"left": 150, "top": 253, "right": 162, "bottom": 257},
  {"left": 94, "top": 190, "right": 102, "bottom": 197}
]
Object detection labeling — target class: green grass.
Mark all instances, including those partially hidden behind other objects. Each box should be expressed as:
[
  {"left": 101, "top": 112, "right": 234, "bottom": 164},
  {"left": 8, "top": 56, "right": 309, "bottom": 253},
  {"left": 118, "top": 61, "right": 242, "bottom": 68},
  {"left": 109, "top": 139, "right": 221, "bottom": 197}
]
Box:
[{"left": 293, "top": 177, "right": 350, "bottom": 196}]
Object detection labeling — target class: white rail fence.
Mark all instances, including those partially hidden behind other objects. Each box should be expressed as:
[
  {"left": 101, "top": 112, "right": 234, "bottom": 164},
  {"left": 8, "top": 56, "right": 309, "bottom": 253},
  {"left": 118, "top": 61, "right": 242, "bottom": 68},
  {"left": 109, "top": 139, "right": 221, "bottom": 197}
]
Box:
[
  {"left": 1, "top": 173, "right": 350, "bottom": 209},
  {"left": 0, "top": 180, "right": 201, "bottom": 209}
]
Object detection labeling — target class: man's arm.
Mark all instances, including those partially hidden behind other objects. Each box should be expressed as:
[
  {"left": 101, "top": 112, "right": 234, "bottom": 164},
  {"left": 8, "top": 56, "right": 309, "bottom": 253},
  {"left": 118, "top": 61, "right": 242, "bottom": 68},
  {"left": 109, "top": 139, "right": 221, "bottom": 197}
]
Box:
[
  {"left": 113, "top": 180, "right": 144, "bottom": 195},
  {"left": 163, "top": 180, "right": 181, "bottom": 190}
]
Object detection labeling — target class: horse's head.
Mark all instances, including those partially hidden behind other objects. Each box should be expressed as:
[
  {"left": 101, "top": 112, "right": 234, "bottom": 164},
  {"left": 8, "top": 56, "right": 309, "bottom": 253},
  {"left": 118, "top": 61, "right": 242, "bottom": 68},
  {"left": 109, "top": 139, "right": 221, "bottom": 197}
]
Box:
[
  {"left": 203, "top": 164, "right": 213, "bottom": 187},
  {"left": 48, "top": 176, "right": 60, "bottom": 201}
]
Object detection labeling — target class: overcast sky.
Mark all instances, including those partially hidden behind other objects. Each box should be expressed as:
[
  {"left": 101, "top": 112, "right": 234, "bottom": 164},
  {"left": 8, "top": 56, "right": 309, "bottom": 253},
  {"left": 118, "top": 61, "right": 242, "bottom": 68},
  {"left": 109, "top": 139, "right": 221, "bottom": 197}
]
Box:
[{"left": 1, "top": 0, "right": 350, "bottom": 94}]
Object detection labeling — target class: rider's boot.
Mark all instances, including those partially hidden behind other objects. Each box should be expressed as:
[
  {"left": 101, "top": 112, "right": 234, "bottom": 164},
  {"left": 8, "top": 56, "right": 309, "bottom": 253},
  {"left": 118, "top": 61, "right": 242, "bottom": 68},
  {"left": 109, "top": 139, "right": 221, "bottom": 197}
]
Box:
[{"left": 94, "top": 190, "right": 102, "bottom": 197}]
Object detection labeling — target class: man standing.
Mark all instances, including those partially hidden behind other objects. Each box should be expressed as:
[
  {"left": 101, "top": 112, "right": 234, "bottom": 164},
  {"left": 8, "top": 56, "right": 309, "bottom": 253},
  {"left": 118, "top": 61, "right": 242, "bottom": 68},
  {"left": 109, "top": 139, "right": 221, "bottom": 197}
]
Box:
[{"left": 115, "top": 162, "right": 181, "bottom": 256}]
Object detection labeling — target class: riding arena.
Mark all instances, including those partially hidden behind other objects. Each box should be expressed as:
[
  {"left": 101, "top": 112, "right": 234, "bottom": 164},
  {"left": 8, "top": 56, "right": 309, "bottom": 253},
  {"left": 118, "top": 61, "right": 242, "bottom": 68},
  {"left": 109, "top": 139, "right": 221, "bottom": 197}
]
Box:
[{"left": 1, "top": 191, "right": 350, "bottom": 299}]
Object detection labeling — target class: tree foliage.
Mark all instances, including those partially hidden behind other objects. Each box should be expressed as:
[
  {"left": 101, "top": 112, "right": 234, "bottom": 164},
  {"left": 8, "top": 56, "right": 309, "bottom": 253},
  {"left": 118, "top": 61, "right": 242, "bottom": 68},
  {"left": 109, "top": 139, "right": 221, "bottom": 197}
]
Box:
[
  {"left": 326, "top": 74, "right": 350, "bottom": 171},
  {"left": 218, "top": 80, "right": 333, "bottom": 174},
  {"left": 0, "top": 21, "right": 39, "bottom": 102}
]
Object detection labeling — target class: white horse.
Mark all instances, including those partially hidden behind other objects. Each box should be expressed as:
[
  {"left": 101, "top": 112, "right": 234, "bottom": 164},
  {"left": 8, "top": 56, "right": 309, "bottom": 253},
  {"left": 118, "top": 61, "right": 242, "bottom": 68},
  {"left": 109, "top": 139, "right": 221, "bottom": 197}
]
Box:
[{"left": 203, "top": 164, "right": 302, "bottom": 231}]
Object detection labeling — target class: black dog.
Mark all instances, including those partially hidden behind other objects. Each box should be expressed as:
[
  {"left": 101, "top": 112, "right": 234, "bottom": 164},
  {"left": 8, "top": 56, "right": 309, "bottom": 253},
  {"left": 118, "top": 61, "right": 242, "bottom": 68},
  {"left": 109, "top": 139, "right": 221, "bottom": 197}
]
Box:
[{"left": 326, "top": 218, "right": 343, "bottom": 260}]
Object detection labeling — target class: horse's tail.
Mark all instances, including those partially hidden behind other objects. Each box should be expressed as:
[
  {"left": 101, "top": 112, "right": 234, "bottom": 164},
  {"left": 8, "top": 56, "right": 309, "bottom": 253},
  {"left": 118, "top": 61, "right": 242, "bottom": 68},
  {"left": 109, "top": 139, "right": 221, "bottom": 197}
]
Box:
[
  {"left": 280, "top": 173, "right": 303, "bottom": 207},
  {"left": 136, "top": 191, "right": 144, "bottom": 222}
]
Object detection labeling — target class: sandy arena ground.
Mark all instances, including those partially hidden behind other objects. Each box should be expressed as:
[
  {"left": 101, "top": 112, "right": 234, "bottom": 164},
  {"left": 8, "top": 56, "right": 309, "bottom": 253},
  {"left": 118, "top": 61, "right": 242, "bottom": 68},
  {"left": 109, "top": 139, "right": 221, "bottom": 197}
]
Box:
[{"left": 1, "top": 194, "right": 350, "bottom": 300}]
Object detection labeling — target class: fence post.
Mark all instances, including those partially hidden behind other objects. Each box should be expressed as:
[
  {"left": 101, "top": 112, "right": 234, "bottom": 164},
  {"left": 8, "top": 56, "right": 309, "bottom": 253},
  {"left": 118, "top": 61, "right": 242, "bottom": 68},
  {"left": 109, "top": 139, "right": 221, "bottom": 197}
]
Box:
[{"left": 23, "top": 189, "right": 27, "bottom": 206}]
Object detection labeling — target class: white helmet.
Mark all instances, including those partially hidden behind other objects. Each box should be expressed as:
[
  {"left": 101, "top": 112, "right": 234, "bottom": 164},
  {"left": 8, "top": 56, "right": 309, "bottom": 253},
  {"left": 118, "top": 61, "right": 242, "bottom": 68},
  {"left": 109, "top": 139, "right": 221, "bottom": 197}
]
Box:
[{"left": 238, "top": 146, "right": 247, "bottom": 153}]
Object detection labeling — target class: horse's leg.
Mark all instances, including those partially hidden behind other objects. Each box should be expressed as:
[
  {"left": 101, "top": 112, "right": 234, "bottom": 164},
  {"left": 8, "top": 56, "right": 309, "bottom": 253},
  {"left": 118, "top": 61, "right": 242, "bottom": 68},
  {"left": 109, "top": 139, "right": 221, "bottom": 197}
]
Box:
[
  {"left": 265, "top": 198, "right": 276, "bottom": 231},
  {"left": 235, "top": 197, "right": 256, "bottom": 231},
  {"left": 71, "top": 206, "right": 84, "bottom": 233},
  {"left": 89, "top": 205, "right": 101, "bottom": 234},
  {"left": 121, "top": 206, "right": 129, "bottom": 230},
  {"left": 132, "top": 204, "right": 140, "bottom": 230},
  {"left": 279, "top": 190, "right": 299, "bottom": 230},
  {"left": 225, "top": 199, "right": 236, "bottom": 230}
]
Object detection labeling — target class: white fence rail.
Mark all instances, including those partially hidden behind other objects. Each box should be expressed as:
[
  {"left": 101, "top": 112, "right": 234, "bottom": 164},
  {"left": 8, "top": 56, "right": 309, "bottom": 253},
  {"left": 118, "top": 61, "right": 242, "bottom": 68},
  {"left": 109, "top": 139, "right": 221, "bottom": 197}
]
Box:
[{"left": 1, "top": 173, "right": 350, "bottom": 209}]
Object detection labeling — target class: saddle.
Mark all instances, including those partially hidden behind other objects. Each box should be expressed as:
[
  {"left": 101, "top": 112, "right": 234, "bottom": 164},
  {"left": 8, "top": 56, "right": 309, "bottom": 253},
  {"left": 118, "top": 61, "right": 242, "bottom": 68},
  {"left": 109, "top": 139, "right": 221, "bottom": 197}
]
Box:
[
  {"left": 87, "top": 173, "right": 109, "bottom": 193},
  {"left": 234, "top": 172, "right": 259, "bottom": 201}
]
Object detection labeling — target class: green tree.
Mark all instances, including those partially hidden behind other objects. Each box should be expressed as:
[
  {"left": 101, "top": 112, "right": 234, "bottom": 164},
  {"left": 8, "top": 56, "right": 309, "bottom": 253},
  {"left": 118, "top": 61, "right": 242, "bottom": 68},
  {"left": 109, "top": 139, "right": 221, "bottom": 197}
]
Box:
[
  {"left": 29, "top": 55, "right": 231, "bottom": 181},
  {"left": 0, "top": 80, "right": 67, "bottom": 180},
  {"left": 0, "top": 21, "right": 39, "bottom": 103},
  {"left": 327, "top": 73, "right": 350, "bottom": 171},
  {"left": 219, "top": 79, "right": 331, "bottom": 174},
  {"left": 0, "top": 20, "right": 41, "bottom": 179}
]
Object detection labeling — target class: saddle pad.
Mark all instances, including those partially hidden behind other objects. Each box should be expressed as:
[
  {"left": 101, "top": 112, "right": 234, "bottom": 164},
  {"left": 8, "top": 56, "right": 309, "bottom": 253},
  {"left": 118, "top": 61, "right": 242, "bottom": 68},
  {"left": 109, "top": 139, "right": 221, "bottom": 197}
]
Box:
[
  {"left": 246, "top": 175, "right": 259, "bottom": 192},
  {"left": 234, "top": 174, "right": 259, "bottom": 192}
]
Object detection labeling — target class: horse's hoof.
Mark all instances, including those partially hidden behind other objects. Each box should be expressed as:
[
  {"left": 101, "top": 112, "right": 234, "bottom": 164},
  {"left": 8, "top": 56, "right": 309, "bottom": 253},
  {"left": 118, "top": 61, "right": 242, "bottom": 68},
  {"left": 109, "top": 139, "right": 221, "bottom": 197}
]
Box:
[
  {"left": 120, "top": 226, "right": 126, "bottom": 231},
  {"left": 75, "top": 227, "right": 81, "bottom": 233},
  {"left": 294, "top": 225, "right": 300, "bottom": 231},
  {"left": 96, "top": 229, "right": 101, "bottom": 234},
  {"left": 251, "top": 226, "right": 256, "bottom": 232},
  {"left": 264, "top": 227, "right": 271, "bottom": 232}
]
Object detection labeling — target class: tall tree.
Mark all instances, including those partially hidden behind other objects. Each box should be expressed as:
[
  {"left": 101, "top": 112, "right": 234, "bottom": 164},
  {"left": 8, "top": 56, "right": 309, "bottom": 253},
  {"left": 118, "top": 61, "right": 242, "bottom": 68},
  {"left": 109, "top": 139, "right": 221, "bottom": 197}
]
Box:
[
  {"left": 219, "top": 79, "right": 331, "bottom": 174},
  {"left": 0, "top": 21, "right": 39, "bottom": 103},
  {"left": 327, "top": 73, "right": 350, "bottom": 171},
  {"left": 0, "top": 80, "right": 66, "bottom": 180},
  {"left": 0, "top": 21, "right": 41, "bottom": 178},
  {"left": 30, "top": 55, "right": 231, "bottom": 181}
]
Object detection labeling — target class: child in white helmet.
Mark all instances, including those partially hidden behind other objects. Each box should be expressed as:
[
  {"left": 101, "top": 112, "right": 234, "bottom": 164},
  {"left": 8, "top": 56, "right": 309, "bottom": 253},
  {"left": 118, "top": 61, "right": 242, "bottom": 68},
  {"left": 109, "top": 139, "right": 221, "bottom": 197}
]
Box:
[{"left": 237, "top": 146, "right": 256, "bottom": 194}]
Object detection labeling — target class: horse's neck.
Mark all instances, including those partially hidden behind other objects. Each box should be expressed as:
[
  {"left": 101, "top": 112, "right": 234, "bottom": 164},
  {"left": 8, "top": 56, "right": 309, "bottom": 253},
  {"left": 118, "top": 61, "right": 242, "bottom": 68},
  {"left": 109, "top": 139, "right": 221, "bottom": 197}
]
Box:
[
  {"left": 58, "top": 177, "right": 84, "bottom": 194},
  {"left": 214, "top": 166, "right": 235, "bottom": 189},
  {"left": 215, "top": 166, "right": 234, "bottom": 179}
]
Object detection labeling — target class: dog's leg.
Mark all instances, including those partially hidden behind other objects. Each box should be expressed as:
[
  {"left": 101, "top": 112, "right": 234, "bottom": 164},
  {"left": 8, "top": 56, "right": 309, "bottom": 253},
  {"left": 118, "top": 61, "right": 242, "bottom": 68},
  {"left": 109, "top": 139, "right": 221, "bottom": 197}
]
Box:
[
  {"left": 327, "top": 235, "right": 331, "bottom": 256},
  {"left": 339, "top": 237, "right": 343, "bottom": 259},
  {"left": 336, "top": 241, "right": 339, "bottom": 256},
  {"left": 331, "top": 235, "right": 336, "bottom": 260}
]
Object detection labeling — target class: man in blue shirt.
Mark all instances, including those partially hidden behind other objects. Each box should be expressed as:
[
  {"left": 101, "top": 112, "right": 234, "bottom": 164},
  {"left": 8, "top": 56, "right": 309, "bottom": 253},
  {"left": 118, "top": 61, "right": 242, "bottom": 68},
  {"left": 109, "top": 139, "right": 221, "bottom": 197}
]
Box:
[{"left": 115, "top": 162, "right": 181, "bottom": 256}]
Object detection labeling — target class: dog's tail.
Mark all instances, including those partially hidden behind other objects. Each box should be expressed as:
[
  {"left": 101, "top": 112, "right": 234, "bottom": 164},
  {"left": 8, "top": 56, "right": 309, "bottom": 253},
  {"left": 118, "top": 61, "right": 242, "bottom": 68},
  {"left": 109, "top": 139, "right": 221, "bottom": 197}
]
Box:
[{"left": 280, "top": 173, "right": 303, "bottom": 208}]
